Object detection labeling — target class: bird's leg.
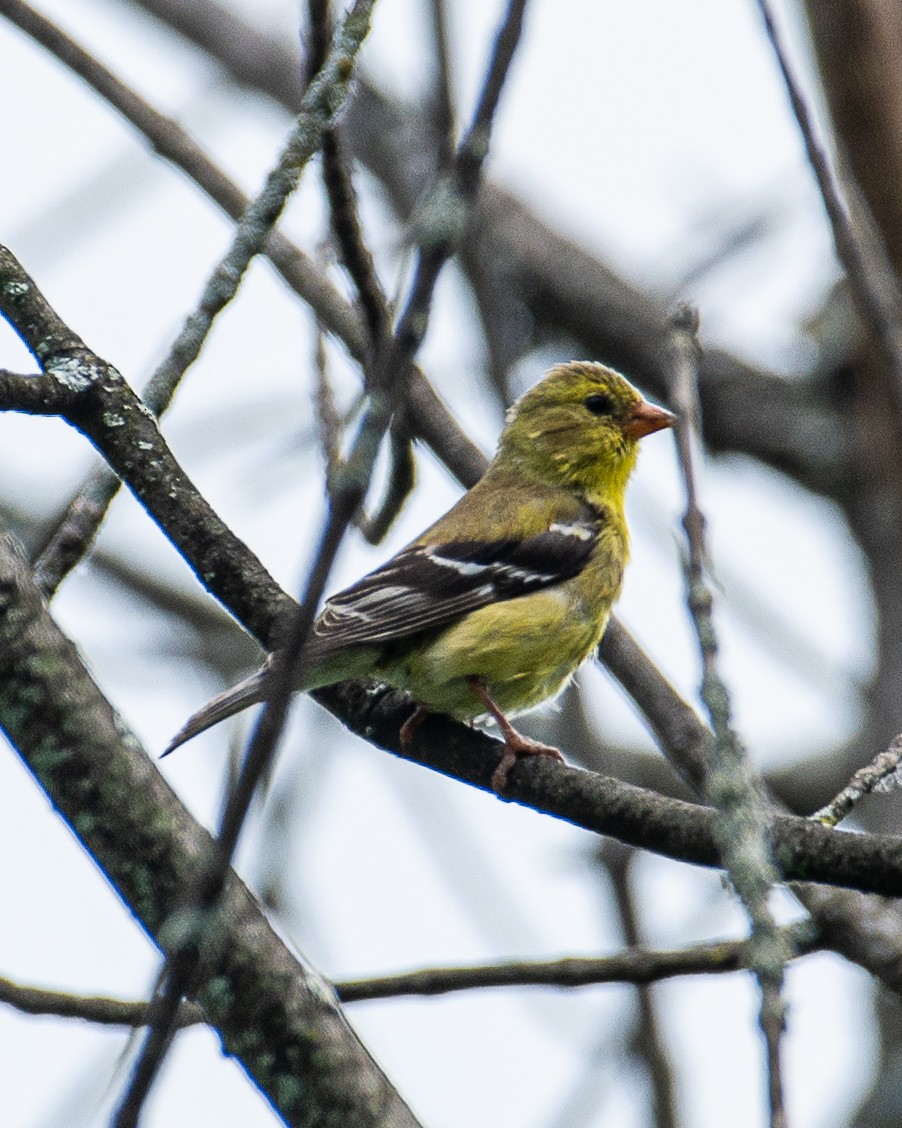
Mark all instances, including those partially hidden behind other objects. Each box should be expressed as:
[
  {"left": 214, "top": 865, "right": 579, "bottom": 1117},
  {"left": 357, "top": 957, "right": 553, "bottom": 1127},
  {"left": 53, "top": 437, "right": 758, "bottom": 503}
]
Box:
[
  {"left": 399, "top": 705, "right": 431, "bottom": 748},
  {"left": 467, "top": 677, "right": 565, "bottom": 793}
]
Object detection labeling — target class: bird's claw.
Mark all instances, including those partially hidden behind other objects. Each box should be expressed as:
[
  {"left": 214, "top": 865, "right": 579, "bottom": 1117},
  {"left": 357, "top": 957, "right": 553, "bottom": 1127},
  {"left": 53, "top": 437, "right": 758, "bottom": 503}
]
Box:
[{"left": 491, "top": 734, "right": 564, "bottom": 794}]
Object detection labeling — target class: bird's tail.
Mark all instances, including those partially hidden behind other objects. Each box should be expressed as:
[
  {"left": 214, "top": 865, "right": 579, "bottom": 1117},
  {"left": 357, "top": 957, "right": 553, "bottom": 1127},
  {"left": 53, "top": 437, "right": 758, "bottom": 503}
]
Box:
[{"left": 162, "top": 665, "right": 269, "bottom": 757}]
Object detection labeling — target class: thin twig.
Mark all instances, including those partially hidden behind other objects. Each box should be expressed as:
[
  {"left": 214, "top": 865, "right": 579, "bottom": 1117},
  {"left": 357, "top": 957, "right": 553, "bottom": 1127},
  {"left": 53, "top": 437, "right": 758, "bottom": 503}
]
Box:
[
  {"left": 0, "top": 976, "right": 204, "bottom": 1028},
  {"left": 811, "top": 734, "right": 902, "bottom": 827},
  {"left": 336, "top": 0, "right": 528, "bottom": 543},
  {"left": 32, "top": 467, "right": 118, "bottom": 593},
  {"left": 312, "top": 324, "right": 342, "bottom": 485},
  {"left": 603, "top": 843, "right": 680, "bottom": 1128},
  {"left": 354, "top": 420, "right": 416, "bottom": 543},
  {"left": 307, "top": 0, "right": 390, "bottom": 346},
  {"left": 454, "top": 0, "right": 526, "bottom": 194},
  {"left": 337, "top": 925, "right": 818, "bottom": 1000},
  {"left": 141, "top": 0, "right": 375, "bottom": 416},
  {"left": 301, "top": 0, "right": 331, "bottom": 87},
  {"left": 307, "top": 0, "right": 417, "bottom": 543},
  {"left": 755, "top": 0, "right": 902, "bottom": 415},
  {"left": 0, "top": 923, "right": 819, "bottom": 1029},
  {"left": 322, "top": 126, "right": 391, "bottom": 343},
  {"left": 667, "top": 305, "right": 791, "bottom": 1128},
  {"left": 365, "top": 0, "right": 528, "bottom": 404},
  {"left": 427, "top": 0, "right": 456, "bottom": 163},
  {"left": 316, "top": 104, "right": 418, "bottom": 543}
]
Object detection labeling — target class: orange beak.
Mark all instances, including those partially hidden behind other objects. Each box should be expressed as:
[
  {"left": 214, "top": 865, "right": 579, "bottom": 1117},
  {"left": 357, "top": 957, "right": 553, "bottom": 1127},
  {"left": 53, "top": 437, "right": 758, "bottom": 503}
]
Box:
[{"left": 623, "top": 400, "right": 676, "bottom": 440}]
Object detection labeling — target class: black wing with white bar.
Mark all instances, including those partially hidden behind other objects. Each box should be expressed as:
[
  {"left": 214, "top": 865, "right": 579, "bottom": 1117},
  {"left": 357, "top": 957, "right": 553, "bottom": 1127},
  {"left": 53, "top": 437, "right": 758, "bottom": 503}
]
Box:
[{"left": 313, "top": 517, "right": 602, "bottom": 652}]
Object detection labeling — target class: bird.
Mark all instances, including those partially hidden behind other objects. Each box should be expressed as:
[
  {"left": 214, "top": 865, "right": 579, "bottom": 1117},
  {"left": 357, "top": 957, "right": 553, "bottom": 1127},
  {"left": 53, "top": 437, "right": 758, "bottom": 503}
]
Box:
[{"left": 165, "top": 361, "right": 674, "bottom": 792}]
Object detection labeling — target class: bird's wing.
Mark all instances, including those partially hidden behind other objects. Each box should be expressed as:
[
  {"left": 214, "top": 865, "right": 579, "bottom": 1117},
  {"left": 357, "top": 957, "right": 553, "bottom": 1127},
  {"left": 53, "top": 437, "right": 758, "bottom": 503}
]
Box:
[{"left": 313, "top": 516, "right": 601, "bottom": 652}]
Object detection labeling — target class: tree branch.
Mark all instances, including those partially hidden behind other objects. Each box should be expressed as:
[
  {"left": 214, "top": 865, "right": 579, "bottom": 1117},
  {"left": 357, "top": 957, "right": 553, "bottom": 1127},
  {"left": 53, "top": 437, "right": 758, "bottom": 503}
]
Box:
[
  {"left": 339, "top": 925, "right": 820, "bottom": 999},
  {"left": 668, "top": 307, "right": 788, "bottom": 1128},
  {"left": 599, "top": 611, "right": 902, "bottom": 1000},
  {"left": 0, "top": 976, "right": 204, "bottom": 1028},
  {"left": 311, "top": 676, "right": 902, "bottom": 897},
  {"left": 0, "top": 243, "right": 289, "bottom": 641},
  {"left": 757, "top": 0, "right": 902, "bottom": 420},
  {"left": 0, "top": 529, "right": 420, "bottom": 1127},
  {"left": 0, "top": 920, "right": 818, "bottom": 1027}
]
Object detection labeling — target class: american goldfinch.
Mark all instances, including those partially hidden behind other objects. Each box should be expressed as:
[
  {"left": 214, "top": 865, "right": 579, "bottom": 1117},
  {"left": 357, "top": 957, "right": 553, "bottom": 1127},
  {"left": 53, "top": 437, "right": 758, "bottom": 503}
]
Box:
[{"left": 166, "top": 362, "right": 674, "bottom": 791}]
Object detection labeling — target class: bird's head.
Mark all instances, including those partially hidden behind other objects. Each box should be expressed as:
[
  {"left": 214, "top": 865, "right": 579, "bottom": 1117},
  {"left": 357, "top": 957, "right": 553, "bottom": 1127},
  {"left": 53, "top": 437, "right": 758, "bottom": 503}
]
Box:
[{"left": 497, "top": 362, "right": 675, "bottom": 507}]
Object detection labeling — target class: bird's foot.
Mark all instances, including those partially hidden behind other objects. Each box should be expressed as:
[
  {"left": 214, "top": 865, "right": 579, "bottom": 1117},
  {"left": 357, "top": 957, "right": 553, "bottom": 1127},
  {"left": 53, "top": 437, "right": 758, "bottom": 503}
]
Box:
[
  {"left": 491, "top": 731, "right": 564, "bottom": 793},
  {"left": 465, "top": 677, "right": 565, "bottom": 793}
]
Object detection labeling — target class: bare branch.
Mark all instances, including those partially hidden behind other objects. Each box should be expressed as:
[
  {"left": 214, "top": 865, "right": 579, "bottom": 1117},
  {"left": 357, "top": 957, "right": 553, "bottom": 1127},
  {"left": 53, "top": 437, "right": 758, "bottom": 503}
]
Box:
[
  {"left": 454, "top": 0, "right": 526, "bottom": 193},
  {"left": 812, "top": 734, "right": 902, "bottom": 827},
  {"left": 0, "top": 243, "right": 288, "bottom": 641},
  {"left": 667, "top": 306, "right": 789, "bottom": 1128},
  {"left": 603, "top": 843, "right": 680, "bottom": 1128},
  {"left": 306, "top": 0, "right": 390, "bottom": 346},
  {"left": 0, "top": 921, "right": 819, "bottom": 1030},
  {"left": 426, "top": 0, "right": 456, "bottom": 161},
  {"left": 598, "top": 619, "right": 708, "bottom": 792},
  {"left": 0, "top": 529, "right": 420, "bottom": 1127},
  {"left": 354, "top": 422, "right": 417, "bottom": 544},
  {"left": 336, "top": 924, "right": 818, "bottom": 1001},
  {"left": 309, "top": 673, "right": 902, "bottom": 899},
  {"left": 0, "top": 368, "right": 73, "bottom": 413},
  {"left": 599, "top": 619, "right": 902, "bottom": 999},
  {"left": 313, "top": 325, "right": 343, "bottom": 483},
  {"left": 305, "top": 0, "right": 415, "bottom": 544},
  {"left": 756, "top": 0, "right": 902, "bottom": 419},
  {"left": 0, "top": 976, "right": 203, "bottom": 1028}
]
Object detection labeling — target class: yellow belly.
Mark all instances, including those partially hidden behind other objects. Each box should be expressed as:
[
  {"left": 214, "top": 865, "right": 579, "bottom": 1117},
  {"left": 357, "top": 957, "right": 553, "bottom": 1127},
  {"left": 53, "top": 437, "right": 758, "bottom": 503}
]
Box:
[{"left": 389, "top": 581, "right": 610, "bottom": 720}]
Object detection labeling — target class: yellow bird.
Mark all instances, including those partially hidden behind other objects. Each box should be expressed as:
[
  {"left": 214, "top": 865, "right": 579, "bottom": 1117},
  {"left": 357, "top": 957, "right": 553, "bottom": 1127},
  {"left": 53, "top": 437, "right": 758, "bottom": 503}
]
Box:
[{"left": 166, "top": 362, "right": 674, "bottom": 791}]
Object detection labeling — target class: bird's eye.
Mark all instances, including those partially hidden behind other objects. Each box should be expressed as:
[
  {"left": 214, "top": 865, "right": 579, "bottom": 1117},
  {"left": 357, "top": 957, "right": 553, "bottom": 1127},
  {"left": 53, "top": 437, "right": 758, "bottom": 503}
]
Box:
[{"left": 584, "top": 393, "right": 614, "bottom": 416}]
